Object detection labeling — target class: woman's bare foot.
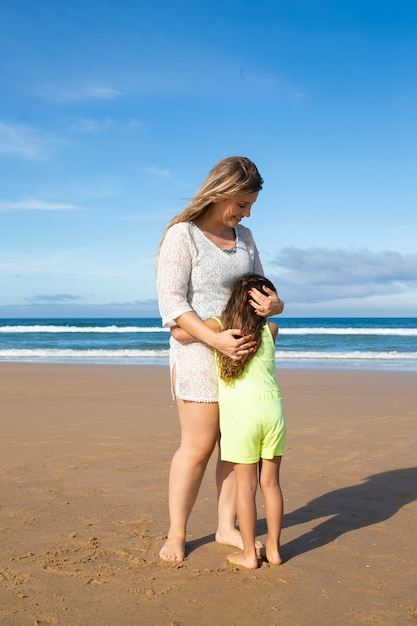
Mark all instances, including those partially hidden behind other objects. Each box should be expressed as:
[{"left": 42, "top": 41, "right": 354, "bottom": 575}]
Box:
[
  {"left": 215, "top": 526, "right": 243, "bottom": 549},
  {"left": 159, "top": 537, "right": 185, "bottom": 562},
  {"left": 265, "top": 539, "right": 283, "bottom": 565},
  {"left": 227, "top": 550, "right": 259, "bottom": 570},
  {"left": 215, "top": 528, "right": 264, "bottom": 557}
]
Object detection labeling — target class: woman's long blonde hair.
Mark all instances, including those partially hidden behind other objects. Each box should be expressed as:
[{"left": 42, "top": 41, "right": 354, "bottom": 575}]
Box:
[
  {"left": 157, "top": 156, "right": 263, "bottom": 259},
  {"left": 217, "top": 273, "right": 276, "bottom": 382}
]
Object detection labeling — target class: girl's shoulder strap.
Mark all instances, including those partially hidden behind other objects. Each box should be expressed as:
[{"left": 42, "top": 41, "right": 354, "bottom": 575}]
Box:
[{"left": 211, "top": 316, "right": 224, "bottom": 330}]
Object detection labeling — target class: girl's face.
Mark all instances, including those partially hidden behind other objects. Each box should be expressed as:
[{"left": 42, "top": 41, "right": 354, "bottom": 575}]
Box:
[{"left": 212, "top": 191, "right": 259, "bottom": 228}]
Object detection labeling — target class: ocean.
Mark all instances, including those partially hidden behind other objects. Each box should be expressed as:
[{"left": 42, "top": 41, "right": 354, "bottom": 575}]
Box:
[{"left": 1, "top": 318, "right": 417, "bottom": 371}]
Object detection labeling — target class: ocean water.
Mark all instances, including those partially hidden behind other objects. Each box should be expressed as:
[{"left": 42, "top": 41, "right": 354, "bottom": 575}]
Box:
[{"left": 1, "top": 317, "right": 417, "bottom": 372}]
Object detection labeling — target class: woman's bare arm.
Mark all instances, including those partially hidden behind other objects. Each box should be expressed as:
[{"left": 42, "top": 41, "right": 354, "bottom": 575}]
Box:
[{"left": 249, "top": 286, "right": 284, "bottom": 317}]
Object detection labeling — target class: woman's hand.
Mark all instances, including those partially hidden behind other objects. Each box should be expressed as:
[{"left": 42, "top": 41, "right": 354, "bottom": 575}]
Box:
[
  {"left": 248, "top": 285, "right": 284, "bottom": 317},
  {"left": 212, "top": 329, "right": 256, "bottom": 360}
]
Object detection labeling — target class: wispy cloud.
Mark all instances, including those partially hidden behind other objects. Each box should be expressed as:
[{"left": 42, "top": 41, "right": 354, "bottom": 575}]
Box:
[
  {"left": 394, "top": 92, "right": 417, "bottom": 103},
  {"left": 0, "top": 121, "right": 58, "bottom": 160},
  {"left": 0, "top": 298, "right": 160, "bottom": 318},
  {"left": 268, "top": 247, "right": 417, "bottom": 303},
  {"left": 25, "top": 294, "right": 81, "bottom": 303},
  {"left": 126, "top": 119, "right": 144, "bottom": 133},
  {"left": 44, "top": 83, "right": 122, "bottom": 103},
  {"left": 135, "top": 162, "right": 192, "bottom": 189},
  {"left": 71, "top": 117, "right": 113, "bottom": 133},
  {"left": 146, "top": 165, "right": 173, "bottom": 178},
  {"left": 0, "top": 197, "right": 82, "bottom": 212},
  {"left": 71, "top": 117, "right": 146, "bottom": 135}
]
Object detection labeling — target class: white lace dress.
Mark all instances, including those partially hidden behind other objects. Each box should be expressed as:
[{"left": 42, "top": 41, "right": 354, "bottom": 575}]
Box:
[{"left": 157, "top": 221, "right": 264, "bottom": 402}]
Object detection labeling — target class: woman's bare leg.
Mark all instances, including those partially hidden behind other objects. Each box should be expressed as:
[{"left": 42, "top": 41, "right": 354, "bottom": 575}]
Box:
[
  {"left": 226, "top": 463, "right": 259, "bottom": 569},
  {"left": 159, "top": 399, "right": 219, "bottom": 562},
  {"left": 259, "top": 456, "right": 283, "bottom": 565}
]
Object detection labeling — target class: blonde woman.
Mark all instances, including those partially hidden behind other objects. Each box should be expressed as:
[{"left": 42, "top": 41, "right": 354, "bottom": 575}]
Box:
[{"left": 156, "top": 156, "right": 284, "bottom": 562}]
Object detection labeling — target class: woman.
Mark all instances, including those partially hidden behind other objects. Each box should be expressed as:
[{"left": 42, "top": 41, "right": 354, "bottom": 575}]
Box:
[{"left": 156, "top": 156, "right": 284, "bottom": 562}]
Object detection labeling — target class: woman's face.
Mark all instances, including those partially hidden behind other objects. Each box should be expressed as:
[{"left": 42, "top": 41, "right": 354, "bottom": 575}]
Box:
[{"left": 212, "top": 191, "right": 259, "bottom": 228}]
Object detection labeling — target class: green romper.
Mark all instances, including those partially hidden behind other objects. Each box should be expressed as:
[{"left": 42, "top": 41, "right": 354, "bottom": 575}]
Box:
[{"left": 215, "top": 320, "right": 287, "bottom": 464}]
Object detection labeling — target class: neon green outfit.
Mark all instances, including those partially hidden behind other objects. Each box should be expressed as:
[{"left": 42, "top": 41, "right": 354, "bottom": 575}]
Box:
[{"left": 215, "top": 320, "right": 286, "bottom": 464}]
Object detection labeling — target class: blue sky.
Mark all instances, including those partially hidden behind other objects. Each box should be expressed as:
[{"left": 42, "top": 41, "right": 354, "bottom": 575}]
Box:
[{"left": 1, "top": 0, "right": 416, "bottom": 318}]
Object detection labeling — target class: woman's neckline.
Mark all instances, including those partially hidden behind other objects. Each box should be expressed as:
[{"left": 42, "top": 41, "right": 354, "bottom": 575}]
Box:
[{"left": 190, "top": 221, "right": 237, "bottom": 252}]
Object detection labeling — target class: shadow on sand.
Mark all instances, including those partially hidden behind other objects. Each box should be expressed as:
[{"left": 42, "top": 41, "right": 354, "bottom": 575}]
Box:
[
  {"left": 262, "top": 466, "right": 417, "bottom": 560},
  {"left": 186, "top": 467, "right": 417, "bottom": 560}
]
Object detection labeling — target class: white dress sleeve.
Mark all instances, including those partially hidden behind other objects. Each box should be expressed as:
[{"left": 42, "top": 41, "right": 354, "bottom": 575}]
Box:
[{"left": 156, "top": 224, "right": 195, "bottom": 327}]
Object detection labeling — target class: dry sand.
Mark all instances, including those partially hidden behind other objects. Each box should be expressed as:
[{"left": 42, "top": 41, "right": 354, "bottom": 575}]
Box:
[{"left": 0, "top": 363, "right": 416, "bottom": 625}]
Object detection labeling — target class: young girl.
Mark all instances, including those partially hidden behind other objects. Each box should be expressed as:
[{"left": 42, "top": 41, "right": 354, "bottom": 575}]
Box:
[{"left": 172, "top": 273, "right": 286, "bottom": 569}]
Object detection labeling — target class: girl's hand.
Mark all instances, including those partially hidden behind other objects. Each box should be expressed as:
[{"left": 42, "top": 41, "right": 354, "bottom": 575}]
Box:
[
  {"left": 248, "top": 285, "right": 284, "bottom": 317},
  {"left": 212, "top": 329, "right": 256, "bottom": 360}
]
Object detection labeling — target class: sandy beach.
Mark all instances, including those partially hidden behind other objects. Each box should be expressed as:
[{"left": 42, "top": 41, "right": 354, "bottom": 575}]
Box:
[{"left": 0, "top": 363, "right": 416, "bottom": 625}]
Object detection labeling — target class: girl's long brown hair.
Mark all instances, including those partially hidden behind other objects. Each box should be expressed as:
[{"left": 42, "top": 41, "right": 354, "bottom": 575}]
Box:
[{"left": 217, "top": 273, "right": 277, "bottom": 382}]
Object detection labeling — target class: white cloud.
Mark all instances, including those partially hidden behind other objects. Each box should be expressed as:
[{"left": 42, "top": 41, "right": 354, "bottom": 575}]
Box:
[
  {"left": 268, "top": 247, "right": 417, "bottom": 304},
  {"left": 394, "top": 92, "right": 417, "bottom": 103},
  {"left": 45, "top": 83, "right": 122, "bottom": 103},
  {"left": 135, "top": 162, "right": 192, "bottom": 189},
  {"left": 126, "top": 119, "right": 144, "bottom": 133},
  {"left": 0, "top": 299, "right": 160, "bottom": 318},
  {"left": 0, "top": 197, "right": 81, "bottom": 212},
  {"left": 0, "top": 121, "right": 58, "bottom": 160},
  {"left": 146, "top": 165, "right": 173, "bottom": 178},
  {"left": 25, "top": 294, "right": 81, "bottom": 303},
  {"left": 71, "top": 117, "right": 112, "bottom": 133}
]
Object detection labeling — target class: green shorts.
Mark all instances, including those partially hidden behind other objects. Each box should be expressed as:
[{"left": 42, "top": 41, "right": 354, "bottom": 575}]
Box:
[{"left": 219, "top": 391, "right": 286, "bottom": 464}]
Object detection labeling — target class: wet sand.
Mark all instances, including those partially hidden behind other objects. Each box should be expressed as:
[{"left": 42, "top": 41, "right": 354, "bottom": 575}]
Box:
[{"left": 0, "top": 364, "right": 416, "bottom": 625}]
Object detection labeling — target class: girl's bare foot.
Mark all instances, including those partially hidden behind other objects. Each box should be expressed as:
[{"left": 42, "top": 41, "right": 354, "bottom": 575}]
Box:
[
  {"left": 227, "top": 550, "right": 259, "bottom": 570},
  {"left": 159, "top": 537, "right": 185, "bottom": 562},
  {"left": 215, "top": 528, "right": 264, "bottom": 557}
]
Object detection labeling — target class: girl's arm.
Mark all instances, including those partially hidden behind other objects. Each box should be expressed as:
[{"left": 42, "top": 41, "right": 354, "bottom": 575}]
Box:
[{"left": 268, "top": 321, "right": 279, "bottom": 342}]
